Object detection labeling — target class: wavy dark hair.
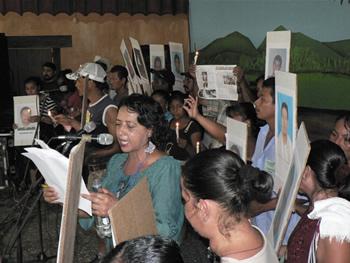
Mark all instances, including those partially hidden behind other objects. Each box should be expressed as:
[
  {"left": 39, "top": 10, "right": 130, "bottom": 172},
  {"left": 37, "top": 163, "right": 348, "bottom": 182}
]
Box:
[
  {"left": 110, "top": 65, "right": 128, "bottom": 84},
  {"left": 101, "top": 235, "right": 184, "bottom": 263},
  {"left": 119, "top": 94, "right": 169, "bottom": 151},
  {"left": 308, "top": 140, "right": 350, "bottom": 200},
  {"left": 182, "top": 149, "right": 273, "bottom": 221},
  {"left": 226, "top": 102, "right": 259, "bottom": 138}
]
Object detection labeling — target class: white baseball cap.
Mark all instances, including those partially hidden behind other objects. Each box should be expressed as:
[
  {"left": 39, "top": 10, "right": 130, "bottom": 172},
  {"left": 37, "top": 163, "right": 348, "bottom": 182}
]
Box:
[{"left": 66, "top": 63, "right": 106, "bottom": 83}]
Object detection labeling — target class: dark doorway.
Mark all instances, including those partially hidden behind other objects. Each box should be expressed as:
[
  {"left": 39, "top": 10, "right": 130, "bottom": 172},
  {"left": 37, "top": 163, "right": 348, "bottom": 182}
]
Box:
[{"left": 7, "top": 35, "right": 72, "bottom": 96}]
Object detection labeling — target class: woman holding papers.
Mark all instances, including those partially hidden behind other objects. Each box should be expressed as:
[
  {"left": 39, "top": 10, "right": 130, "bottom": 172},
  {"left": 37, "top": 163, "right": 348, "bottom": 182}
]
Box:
[
  {"left": 43, "top": 94, "right": 184, "bottom": 244},
  {"left": 287, "top": 140, "right": 350, "bottom": 263},
  {"left": 181, "top": 149, "right": 278, "bottom": 262}
]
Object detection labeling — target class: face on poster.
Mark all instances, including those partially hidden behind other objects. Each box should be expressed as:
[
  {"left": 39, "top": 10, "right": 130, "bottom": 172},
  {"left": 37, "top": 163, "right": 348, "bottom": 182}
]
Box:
[
  {"left": 277, "top": 92, "right": 293, "bottom": 142},
  {"left": 268, "top": 48, "right": 287, "bottom": 77},
  {"left": 171, "top": 52, "right": 184, "bottom": 76},
  {"left": 18, "top": 105, "right": 35, "bottom": 128},
  {"left": 151, "top": 56, "right": 163, "bottom": 71}
]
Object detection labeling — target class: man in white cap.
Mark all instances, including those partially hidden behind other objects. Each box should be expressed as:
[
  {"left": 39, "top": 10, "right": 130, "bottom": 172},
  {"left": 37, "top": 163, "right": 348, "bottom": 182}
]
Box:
[{"left": 55, "top": 63, "right": 120, "bottom": 179}]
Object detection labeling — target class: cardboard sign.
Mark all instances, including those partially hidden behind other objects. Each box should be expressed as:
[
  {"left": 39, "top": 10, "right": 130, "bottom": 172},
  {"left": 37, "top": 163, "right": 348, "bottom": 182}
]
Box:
[
  {"left": 265, "top": 30, "right": 291, "bottom": 79},
  {"left": 57, "top": 137, "right": 88, "bottom": 263},
  {"left": 267, "top": 122, "right": 310, "bottom": 252},
  {"left": 226, "top": 117, "right": 248, "bottom": 162},
  {"left": 274, "top": 71, "right": 298, "bottom": 191},
  {"left": 108, "top": 176, "right": 158, "bottom": 245},
  {"left": 13, "top": 95, "right": 39, "bottom": 146}
]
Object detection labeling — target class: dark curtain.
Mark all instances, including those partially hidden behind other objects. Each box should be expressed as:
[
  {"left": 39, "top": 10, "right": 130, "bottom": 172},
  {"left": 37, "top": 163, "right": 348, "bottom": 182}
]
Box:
[{"left": 0, "top": 0, "right": 188, "bottom": 15}]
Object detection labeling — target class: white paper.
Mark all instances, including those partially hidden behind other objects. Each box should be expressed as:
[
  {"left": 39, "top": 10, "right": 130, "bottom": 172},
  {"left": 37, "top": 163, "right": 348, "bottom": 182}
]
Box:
[
  {"left": 226, "top": 117, "right": 248, "bottom": 162},
  {"left": 129, "top": 37, "right": 150, "bottom": 82},
  {"left": 265, "top": 30, "right": 291, "bottom": 79},
  {"left": 267, "top": 123, "right": 310, "bottom": 251},
  {"left": 14, "top": 95, "right": 40, "bottom": 146},
  {"left": 196, "top": 65, "right": 238, "bottom": 101},
  {"left": 22, "top": 140, "right": 92, "bottom": 216},
  {"left": 274, "top": 71, "right": 298, "bottom": 191}
]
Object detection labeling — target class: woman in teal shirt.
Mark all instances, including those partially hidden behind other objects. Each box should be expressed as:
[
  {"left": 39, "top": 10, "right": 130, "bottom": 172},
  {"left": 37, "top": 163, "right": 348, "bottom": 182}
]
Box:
[{"left": 43, "top": 94, "right": 184, "bottom": 243}]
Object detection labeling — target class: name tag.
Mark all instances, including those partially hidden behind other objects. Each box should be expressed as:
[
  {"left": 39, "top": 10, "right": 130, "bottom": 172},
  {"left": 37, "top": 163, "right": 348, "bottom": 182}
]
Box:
[{"left": 264, "top": 159, "right": 275, "bottom": 176}]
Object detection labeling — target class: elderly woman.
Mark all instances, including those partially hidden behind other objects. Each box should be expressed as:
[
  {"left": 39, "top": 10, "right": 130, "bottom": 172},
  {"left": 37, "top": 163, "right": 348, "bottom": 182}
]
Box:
[
  {"left": 287, "top": 140, "right": 350, "bottom": 263},
  {"left": 43, "top": 94, "right": 184, "bottom": 245},
  {"left": 181, "top": 149, "right": 278, "bottom": 262}
]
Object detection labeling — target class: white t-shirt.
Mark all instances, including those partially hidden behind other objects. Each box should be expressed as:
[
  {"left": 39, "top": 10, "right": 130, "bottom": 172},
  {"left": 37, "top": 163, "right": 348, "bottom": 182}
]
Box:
[{"left": 220, "top": 227, "right": 278, "bottom": 263}]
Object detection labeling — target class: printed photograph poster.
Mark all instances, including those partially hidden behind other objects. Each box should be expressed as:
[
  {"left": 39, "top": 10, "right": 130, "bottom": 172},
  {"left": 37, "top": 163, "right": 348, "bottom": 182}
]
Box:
[
  {"left": 267, "top": 122, "right": 310, "bottom": 252},
  {"left": 265, "top": 31, "right": 291, "bottom": 79},
  {"left": 196, "top": 65, "right": 238, "bottom": 101},
  {"left": 14, "top": 95, "right": 39, "bottom": 146},
  {"left": 226, "top": 117, "right": 248, "bottom": 162},
  {"left": 275, "top": 71, "right": 298, "bottom": 191},
  {"left": 120, "top": 39, "right": 142, "bottom": 94},
  {"left": 149, "top": 44, "right": 166, "bottom": 89},
  {"left": 130, "top": 37, "right": 150, "bottom": 82},
  {"left": 169, "top": 42, "right": 185, "bottom": 92},
  {"left": 130, "top": 37, "right": 152, "bottom": 95}
]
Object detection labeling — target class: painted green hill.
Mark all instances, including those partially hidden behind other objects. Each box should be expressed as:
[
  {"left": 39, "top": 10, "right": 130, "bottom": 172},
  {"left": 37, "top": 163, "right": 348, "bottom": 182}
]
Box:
[
  {"left": 324, "top": 39, "right": 350, "bottom": 58},
  {"left": 198, "top": 31, "right": 259, "bottom": 65}
]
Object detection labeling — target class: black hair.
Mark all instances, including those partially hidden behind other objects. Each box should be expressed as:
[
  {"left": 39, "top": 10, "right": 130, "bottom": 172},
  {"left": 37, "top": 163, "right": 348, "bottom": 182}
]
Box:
[
  {"left": 169, "top": 91, "right": 186, "bottom": 106},
  {"left": 273, "top": 55, "right": 282, "bottom": 65},
  {"left": 24, "top": 76, "right": 41, "bottom": 89},
  {"left": 262, "top": 77, "right": 275, "bottom": 103},
  {"left": 101, "top": 235, "right": 184, "bottom": 263},
  {"left": 281, "top": 102, "right": 288, "bottom": 120},
  {"left": 110, "top": 65, "right": 128, "bottom": 84},
  {"left": 182, "top": 149, "right": 273, "bottom": 221},
  {"left": 119, "top": 94, "right": 169, "bottom": 151},
  {"left": 42, "top": 62, "right": 56, "bottom": 72},
  {"left": 307, "top": 140, "right": 350, "bottom": 200},
  {"left": 154, "top": 56, "right": 162, "bottom": 67},
  {"left": 226, "top": 102, "right": 259, "bottom": 138},
  {"left": 94, "top": 80, "right": 108, "bottom": 91},
  {"left": 174, "top": 54, "right": 180, "bottom": 62},
  {"left": 151, "top": 89, "right": 170, "bottom": 103}
]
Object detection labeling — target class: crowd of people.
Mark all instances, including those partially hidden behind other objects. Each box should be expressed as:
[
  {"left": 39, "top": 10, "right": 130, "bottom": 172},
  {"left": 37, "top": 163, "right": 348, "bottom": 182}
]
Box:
[{"left": 13, "top": 54, "right": 350, "bottom": 263}]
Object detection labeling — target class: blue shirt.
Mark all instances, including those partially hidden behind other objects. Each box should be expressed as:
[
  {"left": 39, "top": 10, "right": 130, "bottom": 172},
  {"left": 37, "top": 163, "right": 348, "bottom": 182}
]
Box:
[{"left": 79, "top": 153, "right": 184, "bottom": 242}]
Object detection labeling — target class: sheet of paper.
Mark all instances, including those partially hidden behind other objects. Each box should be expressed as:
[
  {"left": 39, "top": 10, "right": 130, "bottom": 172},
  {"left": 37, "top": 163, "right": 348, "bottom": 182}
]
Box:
[
  {"left": 22, "top": 140, "right": 92, "bottom": 215},
  {"left": 226, "top": 117, "right": 248, "bottom": 162},
  {"left": 196, "top": 65, "right": 238, "bottom": 101}
]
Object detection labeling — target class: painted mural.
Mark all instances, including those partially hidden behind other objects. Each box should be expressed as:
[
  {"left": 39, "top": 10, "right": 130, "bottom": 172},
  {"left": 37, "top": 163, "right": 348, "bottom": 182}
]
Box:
[{"left": 194, "top": 26, "right": 350, "bottom": 110}]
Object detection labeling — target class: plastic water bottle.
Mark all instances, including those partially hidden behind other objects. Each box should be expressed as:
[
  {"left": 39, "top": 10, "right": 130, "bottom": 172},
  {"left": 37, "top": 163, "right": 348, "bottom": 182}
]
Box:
[{"left": 92, "top": 178, "right": 112, "bottom": 238}]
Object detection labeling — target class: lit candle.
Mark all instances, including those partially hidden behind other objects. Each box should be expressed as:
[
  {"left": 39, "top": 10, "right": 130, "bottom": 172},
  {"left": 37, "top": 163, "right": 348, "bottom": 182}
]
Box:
[
  {"left": 193, "top": 50, "right": 199, "bottom": 65},
  {"left": 196, "top": 141, "right": 200, "bottom": 154},
  {"left": 48, "top": 110, "right": 52, "bottom": 118},
  {"left": 175, "top": 122, "right": 179, "bottom": 143}
]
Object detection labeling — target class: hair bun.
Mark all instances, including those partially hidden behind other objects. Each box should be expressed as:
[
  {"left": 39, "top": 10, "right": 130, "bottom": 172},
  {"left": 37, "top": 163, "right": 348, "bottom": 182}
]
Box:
[{"left": 239, "top": 165, "right": 273, "bottom": 203}]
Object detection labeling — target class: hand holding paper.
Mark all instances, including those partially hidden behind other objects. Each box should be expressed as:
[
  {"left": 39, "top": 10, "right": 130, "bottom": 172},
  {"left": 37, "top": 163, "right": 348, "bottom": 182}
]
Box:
[{"left": 22, "top": 139, "right": 92, "bottom": 216}]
